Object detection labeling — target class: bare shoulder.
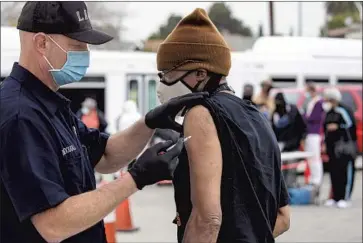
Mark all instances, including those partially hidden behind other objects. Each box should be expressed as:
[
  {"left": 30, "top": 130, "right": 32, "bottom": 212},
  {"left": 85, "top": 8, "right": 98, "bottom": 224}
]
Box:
[{"left": 184, "top": 105, "right": 215, "bottom": 135}]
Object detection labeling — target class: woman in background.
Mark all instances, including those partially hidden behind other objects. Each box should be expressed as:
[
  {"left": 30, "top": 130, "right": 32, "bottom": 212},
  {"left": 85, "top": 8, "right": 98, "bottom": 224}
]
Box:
[{"left": 322, "top": 88, "right": 356, "bottom": 209}]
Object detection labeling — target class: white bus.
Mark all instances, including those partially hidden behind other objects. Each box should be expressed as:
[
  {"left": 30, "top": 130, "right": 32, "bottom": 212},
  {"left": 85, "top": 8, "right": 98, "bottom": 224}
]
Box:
[
  {"left": 2, "top": 27, "right": 362, "bottom": 134},
  {"left": 1, "top": 27, "right": 162, "bottom": 134}
]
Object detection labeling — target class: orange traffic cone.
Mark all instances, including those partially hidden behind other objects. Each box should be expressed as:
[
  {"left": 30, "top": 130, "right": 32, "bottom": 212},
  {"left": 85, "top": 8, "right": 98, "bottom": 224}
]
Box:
[
  {"left": 116, "top": 198, "right": 139, "bottom": 232},
  {"left": 104, "top": 210, "right": 116, "bottom": 243}
]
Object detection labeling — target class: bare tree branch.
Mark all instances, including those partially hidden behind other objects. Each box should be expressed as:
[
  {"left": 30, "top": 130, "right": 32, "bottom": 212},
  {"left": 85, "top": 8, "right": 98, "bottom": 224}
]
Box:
[
  {"left": 0, "top": 2, "right": 128, "bottom": 50},
  {"left": 1, "top": 2, "right": 25, "bottom": 26},
  {"left": 85, "top": 2, "right": 128, "bottom": 50}
]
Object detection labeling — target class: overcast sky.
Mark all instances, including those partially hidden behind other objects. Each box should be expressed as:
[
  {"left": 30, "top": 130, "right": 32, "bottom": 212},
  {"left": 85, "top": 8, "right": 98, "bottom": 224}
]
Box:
[
  {"left": 0, "top": 1, "right": 327, "bottom": 43},
  {"left": 120, "top": 1, "right": 326, "bottom": 42}
]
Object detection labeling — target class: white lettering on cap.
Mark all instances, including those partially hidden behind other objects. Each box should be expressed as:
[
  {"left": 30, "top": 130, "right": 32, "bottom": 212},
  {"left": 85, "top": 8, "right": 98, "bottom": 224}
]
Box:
[{"left": 76, "top": 9, "right": 89, "bottom": 22}]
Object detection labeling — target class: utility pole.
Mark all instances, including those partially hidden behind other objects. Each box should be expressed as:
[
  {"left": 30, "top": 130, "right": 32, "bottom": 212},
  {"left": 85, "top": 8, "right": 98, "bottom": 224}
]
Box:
[
  {"left": 269, "top": 1, "right": 274, "bottom": 36},
  {"left": 297, "top": 2, "right": 303, "bottom": 36}
]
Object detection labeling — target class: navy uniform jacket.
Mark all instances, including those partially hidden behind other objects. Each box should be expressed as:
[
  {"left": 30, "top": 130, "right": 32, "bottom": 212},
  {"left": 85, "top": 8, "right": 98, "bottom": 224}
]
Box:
[{"left": 0, "top": 63, "right": 109, "bottom": 243}]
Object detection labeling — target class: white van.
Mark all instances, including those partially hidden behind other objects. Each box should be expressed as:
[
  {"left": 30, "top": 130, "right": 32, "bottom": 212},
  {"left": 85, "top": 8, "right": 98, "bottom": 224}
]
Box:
[{"left": 228, "top": 36, "right": 362, "bottom": 97}]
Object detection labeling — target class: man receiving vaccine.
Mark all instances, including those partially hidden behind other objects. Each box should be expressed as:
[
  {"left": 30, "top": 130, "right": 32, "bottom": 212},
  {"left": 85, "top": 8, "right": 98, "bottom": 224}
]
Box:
[{"left": 156, "top": 8, "right": 290, "bottom": 243}]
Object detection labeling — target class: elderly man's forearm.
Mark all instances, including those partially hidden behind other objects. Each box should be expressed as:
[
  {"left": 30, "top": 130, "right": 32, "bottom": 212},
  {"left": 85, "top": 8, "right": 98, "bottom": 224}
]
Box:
[
  {"left": 273, "top": 215, "right": 290, "bottom": 238},
  {"left": 182, "top": 212, "right": 222, "bottom": 243},
  {"left": 96, "top": 118, "right": 154, "bottom": 173},
  {"left": 31, "top": 173, "right": 138, "bottom": 242}
]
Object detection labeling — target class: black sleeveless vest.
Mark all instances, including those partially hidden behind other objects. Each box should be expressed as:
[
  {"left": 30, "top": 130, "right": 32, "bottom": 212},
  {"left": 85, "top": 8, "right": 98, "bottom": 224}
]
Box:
[{"left": 173, "top": 92, "right": 285, "bottom": 243}]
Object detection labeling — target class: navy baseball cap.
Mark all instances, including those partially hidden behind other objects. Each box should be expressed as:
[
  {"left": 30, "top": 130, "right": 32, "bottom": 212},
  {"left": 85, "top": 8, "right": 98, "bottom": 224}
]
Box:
[{"left": 17, "top": 1, "right": 113, "bottom": 45}]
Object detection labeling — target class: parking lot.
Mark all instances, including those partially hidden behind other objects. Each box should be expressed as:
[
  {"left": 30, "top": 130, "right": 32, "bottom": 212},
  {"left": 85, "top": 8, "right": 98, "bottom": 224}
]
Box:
[{"left": 115, "top": 171, "right": 362, "bottom": 242}]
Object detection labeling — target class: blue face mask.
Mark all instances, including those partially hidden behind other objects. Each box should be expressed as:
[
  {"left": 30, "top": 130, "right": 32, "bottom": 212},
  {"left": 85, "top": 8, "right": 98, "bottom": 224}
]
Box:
[{"left": 44, "top": 36, "right": 90, "bottom": 86}]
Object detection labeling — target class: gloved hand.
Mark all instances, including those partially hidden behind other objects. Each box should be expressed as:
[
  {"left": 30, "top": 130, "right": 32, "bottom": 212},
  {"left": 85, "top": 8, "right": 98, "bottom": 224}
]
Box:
[
  {"left": 145, "top": 92, "right": 209, "bottom": 133},
  {"left": 128, "top": 139, "right": 184, "bottom": 190}
]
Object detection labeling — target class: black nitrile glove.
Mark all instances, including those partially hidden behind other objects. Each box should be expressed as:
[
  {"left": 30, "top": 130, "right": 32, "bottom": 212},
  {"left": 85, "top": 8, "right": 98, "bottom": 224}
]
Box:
[
  {"left": 128, "top": 139, "right": 184, "bottom": 190},
  {"left": 145, "top": 92, "right": 209, "bottom": 133}
]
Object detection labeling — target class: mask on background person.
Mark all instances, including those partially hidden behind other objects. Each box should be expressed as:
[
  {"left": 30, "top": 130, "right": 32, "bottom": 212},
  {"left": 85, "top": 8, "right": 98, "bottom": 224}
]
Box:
[
  {"left": 305, "top": 92, "right": 311, "bottom": 100},
  {"left": 81, "top": 107, "right": 90, "bottom": 115},
  {"left": 42, "top": 35, "right": 90, "bottom": 87},
  {"left": 322, "top": 102, "right": 332, "bottom": 112},
  {"left": 243, "top": 94, "right": 252, "bottom": 101}
]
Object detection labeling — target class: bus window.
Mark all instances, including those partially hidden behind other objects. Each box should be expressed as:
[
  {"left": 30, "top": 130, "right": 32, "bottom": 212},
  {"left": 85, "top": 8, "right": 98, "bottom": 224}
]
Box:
[
  {"left": 79, "top": 76, "right": 106, "bottom": 82},
  {"left": 305, "top": 77, "right": 329, "bottom": 83},
  {"left": 271, "top": 77, "right": 296, "bottom": 83},
  {"left": 270, "top": 77, "right": 296, "bottom": 88},
  {"left": 337, "top": 78, "right": 362, "bottom": 84},
  {"left": 128, "top": 79, "right": 139, "bottom": 105},
  {"left": 148, "top": 79, "right": 157, "bottom": 111}
]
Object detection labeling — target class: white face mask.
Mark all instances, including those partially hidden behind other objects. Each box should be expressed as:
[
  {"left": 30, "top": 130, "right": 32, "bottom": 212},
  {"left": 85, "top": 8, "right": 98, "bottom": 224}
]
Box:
[
  {"left": 157, "top": 82, "right": 191, "bottom": 104},
  {"left": 82, "top": 107, "right": 90, "bottom": 115},
  {"left": 322, "top": 102, "right": 332, "bottom": 112}
]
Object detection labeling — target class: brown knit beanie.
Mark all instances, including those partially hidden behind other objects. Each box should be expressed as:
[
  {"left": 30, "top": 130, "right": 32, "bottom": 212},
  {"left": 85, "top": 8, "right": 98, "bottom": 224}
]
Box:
[{"left": 157, "top": 8, "right": 231, "bottom": 76}]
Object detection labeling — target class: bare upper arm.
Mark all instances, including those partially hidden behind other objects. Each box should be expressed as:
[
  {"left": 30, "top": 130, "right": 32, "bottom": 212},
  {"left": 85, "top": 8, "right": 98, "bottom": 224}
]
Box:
[{"left": 184, "top": 105, "right": 222, "bottom": 216}]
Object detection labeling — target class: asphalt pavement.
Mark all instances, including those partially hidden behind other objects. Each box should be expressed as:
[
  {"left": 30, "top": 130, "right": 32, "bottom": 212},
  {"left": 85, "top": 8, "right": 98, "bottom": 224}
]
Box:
[{"left": 115, "top": 171, "right": 362, "bottom": 243}]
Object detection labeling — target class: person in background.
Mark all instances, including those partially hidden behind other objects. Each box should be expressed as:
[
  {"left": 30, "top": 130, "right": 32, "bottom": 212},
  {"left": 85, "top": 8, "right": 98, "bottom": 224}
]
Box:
[
  {"left": 271, "top": 92, "right": 307, "bottom": 152},
  {"left": 338, "top": 99, "right": 357, "bottom": 201},
  {"left": 76, "top": 97, "right": 108, "bottom": 133},
  {"left": 322, "top": 88, "right": 356, "bottom": 209},
  {"left": 271, "top": 92, "right": 307, "bottom": 188},
  {"left": 304, "top": 81, "right": 325, "bottom": 188},
  {"left": 242, "top": 83, "right": 256, "bottom": 105},
  {"left": 116, "top": 100, "right": 142, "bottom": 132},
  {"left": 253, "top": 79, "right": 275, "bottom": 119},
  {"left": 115, "top": 100, "right": 142, "bottom": 171}
]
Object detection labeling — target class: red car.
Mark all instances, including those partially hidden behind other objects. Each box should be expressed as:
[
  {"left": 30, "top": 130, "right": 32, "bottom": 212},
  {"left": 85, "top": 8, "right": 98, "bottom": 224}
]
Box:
[{"left": 271, "top": 85, "right": 362, "bottom": 162}]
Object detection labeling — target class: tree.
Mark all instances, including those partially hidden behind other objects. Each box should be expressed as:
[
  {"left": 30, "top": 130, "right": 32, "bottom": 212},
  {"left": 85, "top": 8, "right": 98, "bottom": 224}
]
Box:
[
  {"left": 325, "top": 2, "right": 359, "bottom": 16},
  {"left": 258, "top": 23, "right": 264, "bottom": 37},
  {"left": 147, "top": 3, "right": 253, "bottom": 41},
  {"left": 86, "top": 2, "right": 126, "bottom": 50},
  {"left": 208, "top": 3, "right": 252, "bottom": 36},
  {"left": 1, "top": 2, "right": 25, "bottom": 26},
  {"left": 148, "top": 14, "right": 182, "bottom": 40},
  {"left": 320, "top": 1, "right": 361, "bottom": 37}
]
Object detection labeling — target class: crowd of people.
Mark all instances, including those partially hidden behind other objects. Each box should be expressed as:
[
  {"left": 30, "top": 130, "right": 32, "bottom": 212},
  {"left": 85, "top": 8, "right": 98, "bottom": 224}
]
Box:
[
  {"left": 242, "top": 80, "right": 358, "bottom": 208},
  {"left": 83, "top": 77, "right": 358, "bottom": 210}
]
